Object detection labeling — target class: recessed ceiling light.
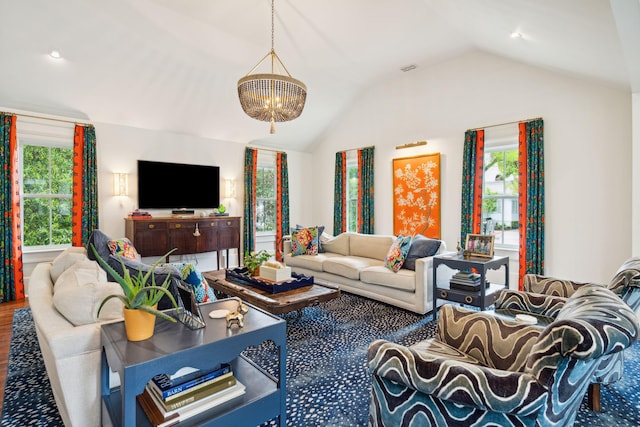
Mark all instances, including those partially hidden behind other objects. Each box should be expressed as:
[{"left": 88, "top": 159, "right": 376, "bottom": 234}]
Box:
[
  {"left": 401, "top": 64, "right": 417, "bottom": 72},
  {"left": 49, "top": 50, "right": 62, "bottom": 59}
]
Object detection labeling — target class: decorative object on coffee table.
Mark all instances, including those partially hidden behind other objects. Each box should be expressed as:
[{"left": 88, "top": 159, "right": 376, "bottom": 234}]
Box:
[
  {"left": 90, "top": 245, "right": 179, "bottom": 341},
  {"left": 243, "top": 250, "right": 272, "bottom": 276}
]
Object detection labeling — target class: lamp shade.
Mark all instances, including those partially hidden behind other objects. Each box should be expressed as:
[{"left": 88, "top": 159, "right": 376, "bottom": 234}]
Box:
[{"left": 113, "top": 173, "right": 128, "bottom": 196}]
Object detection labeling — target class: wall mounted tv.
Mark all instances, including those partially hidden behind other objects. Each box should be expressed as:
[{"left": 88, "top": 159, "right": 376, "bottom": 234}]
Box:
[{"left": 137, "top": 160, "right": 220, "bottom": 210}]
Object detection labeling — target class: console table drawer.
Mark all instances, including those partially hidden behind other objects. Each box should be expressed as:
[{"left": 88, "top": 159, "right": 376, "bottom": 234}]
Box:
[{"left": 134, "top": 221, "right": 166, "bottom": 231}]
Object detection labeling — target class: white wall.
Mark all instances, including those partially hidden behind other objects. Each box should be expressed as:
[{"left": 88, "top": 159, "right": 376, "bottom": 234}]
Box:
[
  {"left": 23, "top": 122, "right": 312, "bottom": 276},
  {"left": 311, "top": 50, "right": 632, "bottom": 284},
  {"left": 633, "top": 92, "right": 640, "bottom": 255}
]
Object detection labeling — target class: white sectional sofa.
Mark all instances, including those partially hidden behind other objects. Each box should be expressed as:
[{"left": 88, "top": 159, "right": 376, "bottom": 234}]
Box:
[
  {"left": 284, "top": 232, "right": 454, "bottom": 314},
  {"left": 28, "top": 248, "right": 123, "bottom": 427}
]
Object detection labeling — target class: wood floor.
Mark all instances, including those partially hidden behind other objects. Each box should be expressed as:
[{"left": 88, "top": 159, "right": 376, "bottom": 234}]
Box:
[{"left": 0, "top": 298, "right": 30, "bottom": 414}]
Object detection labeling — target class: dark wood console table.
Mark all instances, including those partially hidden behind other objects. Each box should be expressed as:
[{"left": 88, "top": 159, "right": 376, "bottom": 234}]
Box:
[{"left": 124, "top": 216, "right": 241, "bottom": 270}]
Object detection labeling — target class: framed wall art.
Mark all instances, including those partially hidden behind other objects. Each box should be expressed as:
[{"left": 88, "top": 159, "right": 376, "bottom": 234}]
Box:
[
  {"left": 392, "top": 153, "right": 441, "bottom": 238},
  {"left": 464, "top": 233, "right": 495, "bottom": 258}
]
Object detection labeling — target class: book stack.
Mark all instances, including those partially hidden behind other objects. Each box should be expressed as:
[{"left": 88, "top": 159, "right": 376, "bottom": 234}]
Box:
[
  {"left": 137, "top": 363, "right": 245, "bottom": 427},
  {"left": 450, "top": 271, "right": 488, "bottom": 292}
]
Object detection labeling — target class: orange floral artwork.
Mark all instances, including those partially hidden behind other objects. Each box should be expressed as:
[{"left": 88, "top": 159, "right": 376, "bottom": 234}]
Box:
[{"left": 392, "top": 153, "right": 441, "bottom": 238}]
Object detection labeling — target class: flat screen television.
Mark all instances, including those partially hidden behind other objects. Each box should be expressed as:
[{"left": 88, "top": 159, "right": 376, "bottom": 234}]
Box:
[{"left": 137, "top": 160, "right": 220, "bottom": 210}]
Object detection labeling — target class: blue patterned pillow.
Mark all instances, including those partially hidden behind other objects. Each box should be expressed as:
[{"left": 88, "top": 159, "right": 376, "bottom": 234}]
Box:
[
  {"left": 384, "top": 235, "right": 413, "bottom": 272},
  {"left": 402, "top": 234, "right": 442, "bottom": 271},
  {"left": 291, "top": 227, "right": 319, "bottom": 256},
  {"left": 168, "top": 262, "right": 216, "bottom": 303}
]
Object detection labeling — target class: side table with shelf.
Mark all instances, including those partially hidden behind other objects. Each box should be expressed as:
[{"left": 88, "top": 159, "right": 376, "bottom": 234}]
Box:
[
  {"left": 101, "top": 298, "right": 286, "bottom": 426},
  {"left": 432, "top": 254, "right": 509, "bottom": 320}
]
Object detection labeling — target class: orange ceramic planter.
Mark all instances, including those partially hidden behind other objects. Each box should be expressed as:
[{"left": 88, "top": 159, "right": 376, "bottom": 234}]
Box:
[{"left": 123, "top": 306, "right": 157, "bottom": 341}]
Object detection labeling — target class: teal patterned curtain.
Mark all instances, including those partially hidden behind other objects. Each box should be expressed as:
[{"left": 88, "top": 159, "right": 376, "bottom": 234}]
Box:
[
  {"left": 71, "top": 125, "right": 99, "bottom": 246},
  {"left": 357, "top": 146, "right": 375, "bottom": 234},
  {"left": 275, "top": 152, "right": 289, "bottom": 261},
  {"left": 243, "top": 148, "right": 258, "bottom": 255},
  {"left": 518, "top": 119, "right": 545, "bottom": 288},
  {"left": 460, "top": 129, "right": 485, "bottom": 244},
  {"left": 333, "top": 152, "right": 346, "bottom": 235},
  {"left": 0, "top": 114, "right": 25, "bottom": 302}
]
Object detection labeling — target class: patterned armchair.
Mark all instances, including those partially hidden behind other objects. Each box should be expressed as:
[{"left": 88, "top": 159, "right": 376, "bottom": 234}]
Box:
[
  {"left": 495, "top": 257, "right": 640, "bottom": 410},
  {"left": 368, "top": 285, "right": 638, "bottom": 427}
]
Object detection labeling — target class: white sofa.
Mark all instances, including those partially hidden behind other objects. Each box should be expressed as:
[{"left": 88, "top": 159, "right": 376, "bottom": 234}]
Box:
[
  {"left": 284, "top": 232, "right": 454, "bottom": 314},
  {"left": 28, "top": 248, "right": 124, "bottom": 427}
]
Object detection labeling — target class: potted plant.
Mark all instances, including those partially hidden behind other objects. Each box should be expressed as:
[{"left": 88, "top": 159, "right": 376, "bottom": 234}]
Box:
[
  {"left": 243, "top": 250, "right": 272, "bottom": 276},
  {"left": 90, "top": 244, "right": 179, "bottom": 341}
]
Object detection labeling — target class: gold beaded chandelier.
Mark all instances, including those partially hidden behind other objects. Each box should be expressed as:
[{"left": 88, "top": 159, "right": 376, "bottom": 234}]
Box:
[{"left": 237, "top": 0, "right": 307, "bottom": 134}]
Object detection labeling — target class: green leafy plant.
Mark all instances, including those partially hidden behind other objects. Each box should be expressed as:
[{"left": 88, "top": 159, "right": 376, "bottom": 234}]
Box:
[
  {"left": 217, "top": 204, "right": 226, "bottom": 214},
  {"left": 90, "top": 244, "right": 179, "bottom": 322},
  {"left": 243, "top": 250, "right": 272, "bottom": 276}
]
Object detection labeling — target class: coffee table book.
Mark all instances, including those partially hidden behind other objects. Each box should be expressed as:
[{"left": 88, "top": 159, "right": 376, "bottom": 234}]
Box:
[
  {"left": 138, "top": 380, "right": 246, "bottom": 427},
  {"left": 149, "top": 363, "right": 232, "bottom": 400},
  {"left": 149, "top": 373, "right": 237, "bottom": 411}
]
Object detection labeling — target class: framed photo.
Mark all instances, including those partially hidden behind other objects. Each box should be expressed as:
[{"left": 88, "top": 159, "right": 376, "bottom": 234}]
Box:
[
  {"left": 392, "top": 153, "right": 441, "bottom": 238},
  {"left": 465, "top": 234, "right": 495, "bottom": 258}
]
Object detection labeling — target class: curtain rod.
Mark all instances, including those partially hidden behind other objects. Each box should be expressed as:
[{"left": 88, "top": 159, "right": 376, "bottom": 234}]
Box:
[
  {"left": 1, "top": 111, "right": 92, "bottom": 126},
  {"left": 337, "top": 145, "right": 375, "bottom": 154},
  {"left": 468, "top": 117, "right": 542, "bottom": 132},
  {"left": 247, "top": 146, "right": 287, "bottom": 154}
]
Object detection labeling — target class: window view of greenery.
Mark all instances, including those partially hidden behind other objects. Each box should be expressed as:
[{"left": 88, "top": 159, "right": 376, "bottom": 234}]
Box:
[
  {"left": 483, "top": 148, "right": 519, "bottom": 248},
  {"left": 22, "top": 144, "right": 73, "bottom": 247},
  {"left": 346, "top": 161, "right": 358, "bottom": 232},
  {"left": 256, "top": 165, "right": 276, "bottom": 233}
]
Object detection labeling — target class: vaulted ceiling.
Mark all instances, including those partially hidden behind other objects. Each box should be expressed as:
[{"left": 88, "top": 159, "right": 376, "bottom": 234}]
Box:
[{"left": 1, "top": 0, "right": 639, "bottom": 152}]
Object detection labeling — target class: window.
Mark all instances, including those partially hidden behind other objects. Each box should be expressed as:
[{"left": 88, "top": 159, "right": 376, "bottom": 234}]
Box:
[
  {"left": 482, "top": 143, "right": 519, "bottom": 249},
  {"left": 346, "top": 156, "right": 358, "bottom": 232},
  {"left": 21, "top": 143, "right": 74, "bottom": 248},
  {"left": 255, "top": 153, "right": 276, "bottom": 233},
  {"left": 18, "top": 118, "right": 75, "bottom": 251}
]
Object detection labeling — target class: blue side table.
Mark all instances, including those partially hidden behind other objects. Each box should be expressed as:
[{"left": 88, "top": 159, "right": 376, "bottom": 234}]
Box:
[{"left": 101, "top": 298, "right": 286, "bottom": 426}]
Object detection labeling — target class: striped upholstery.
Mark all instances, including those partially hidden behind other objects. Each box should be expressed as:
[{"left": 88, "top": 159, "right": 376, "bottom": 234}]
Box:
[
  {"left": 499, "top": 257, "right": 640, "bottom": 386},
  {"left": 368, "top": 286, "right": 638, "bottom": 427}
]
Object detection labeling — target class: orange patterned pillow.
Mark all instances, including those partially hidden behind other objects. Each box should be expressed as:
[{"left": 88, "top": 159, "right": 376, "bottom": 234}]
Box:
[{"left": 107, "top": 238, "right": 139, "bottom": 261}]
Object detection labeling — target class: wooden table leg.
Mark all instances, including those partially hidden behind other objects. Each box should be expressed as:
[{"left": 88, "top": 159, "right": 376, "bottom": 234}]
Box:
[{"left": 588, "top": 383, "right": 601, "bottom": 412}]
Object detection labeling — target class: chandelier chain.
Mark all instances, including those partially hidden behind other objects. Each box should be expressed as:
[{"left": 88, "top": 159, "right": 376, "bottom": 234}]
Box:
[{"left": 271, "top": 0, "right": 275, "bottom": 52}]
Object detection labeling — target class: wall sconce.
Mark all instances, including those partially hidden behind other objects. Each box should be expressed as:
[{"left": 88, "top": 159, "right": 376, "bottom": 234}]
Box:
[
  {"left": 113, "top": 173, "right": 128, "bottom": 196},
  {"left": 225, "top": 179, "right": 236, "bottom": 198}
]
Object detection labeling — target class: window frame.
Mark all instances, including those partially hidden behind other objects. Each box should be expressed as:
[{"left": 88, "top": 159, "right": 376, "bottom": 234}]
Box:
[
  {"left": 482, "top": 129, "right": 519, "bottom": 251},
  {"left": 255, "top": 152, "right": 277, "bottom": 235}
]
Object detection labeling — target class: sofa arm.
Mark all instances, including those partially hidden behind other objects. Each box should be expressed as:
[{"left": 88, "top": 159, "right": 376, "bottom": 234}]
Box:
[
  {"left": 523, "top": 274, "right": 597, "bottom": 296},
  {"left": 495, "top": 289, "right": 567, "bottom": 319},
  {"left": 437, "top": 304, "right": 542, "bottom": 372},
  {"left": 367, "top": 339, "right": 547, "bottom": 415}
]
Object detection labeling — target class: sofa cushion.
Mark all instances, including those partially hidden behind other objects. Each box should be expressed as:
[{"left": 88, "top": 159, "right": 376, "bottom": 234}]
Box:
[
  {"left": 350, "top": 234, "right": 395, "bottom": 261},
  {"left": 50, "top": 246, "right": 88, "bottom": 283},
  {"left": 360, "top": 266, "right": 416, "bottom": 292},
  {"left": 291, "top": 227, "right": 319, "bottom": 256},
  {"left": 87, "top": 229, "right": 112, "bottom": 263},
  {"left": 107, "top": 238, "right": 139, "bottom": 261},
  {"left": 402, "top": 235, "right": 442, "bottom": 271},
  {"left": 285, "top": 253, "right": 341, "bottom": 271},
  {"left": 322, "top": 233, "right": 351, "bottom": 256},
  {"left": 168, "top": 262, "right": 216, "bottom": 303},
  {"left": 323, "top": 256, "right": 383, "bottom": 280},
  {"left": 55, "top": 260, "right": 107, "bottom": 289},
  {"left": 384, "top": 235, "right": 412, "bottom": 272},
  {"left": 53, "top": 281, "right": 124, "bottom": 326},
  {"left": 53, "top": 260, "right": 122, "bottom": 326}
]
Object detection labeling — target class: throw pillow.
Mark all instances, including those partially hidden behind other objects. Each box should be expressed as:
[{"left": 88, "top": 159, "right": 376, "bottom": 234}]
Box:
[
  {"left": 168, "top": 262, "right": 216, "bottom": 303},
  {"left": 50, "top": 246, "right": 88, "bottom": 283},
  {"left": 402, "top": 234, "right": 442, "bottom": 271},
  {"left": 291, "top": 227, "right": 319, "bottom": 256},
  {"left": 384, "top": 235, "right": 412, "bottom": 272},
  {"left": 54, "top": 260, "right": 107, "bottom": 289},
  {"left": 53, "top": 281, "right": 124, "bottom": 326},
  {"left": 107, "top": 238, "right": 139, "bottom": 261},
  {"left": 294, "top": 224, "right": 326, "bottom": 252}
]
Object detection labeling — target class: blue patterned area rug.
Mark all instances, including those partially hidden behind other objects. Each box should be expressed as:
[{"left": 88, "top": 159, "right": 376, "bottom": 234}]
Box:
[{"left": 2, "top": 297, "right": 640, "bottom": 426}]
